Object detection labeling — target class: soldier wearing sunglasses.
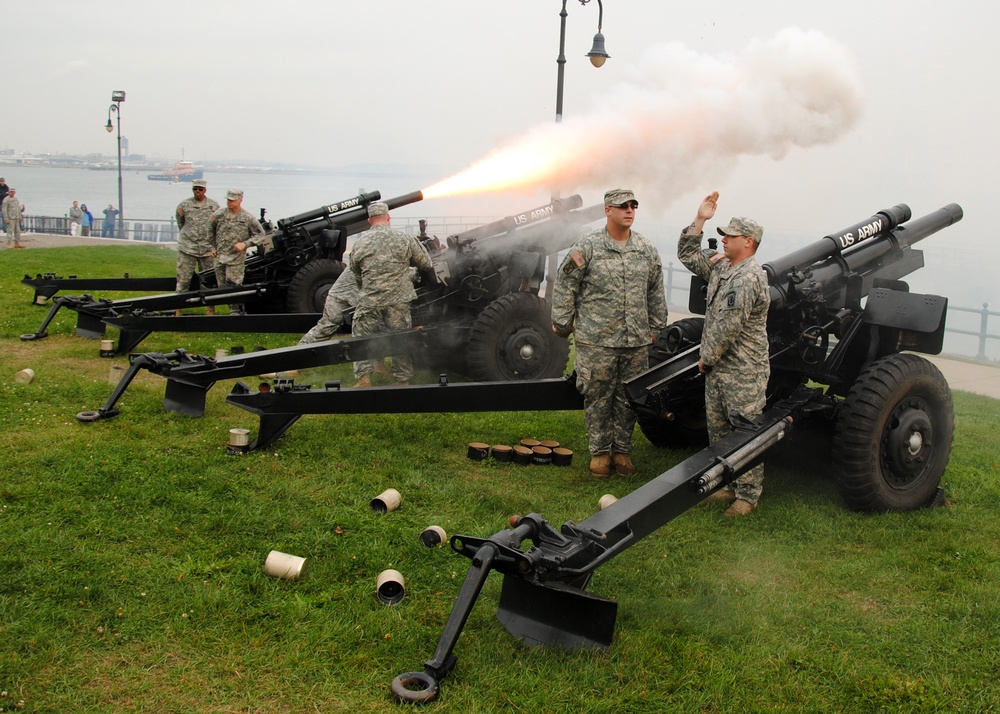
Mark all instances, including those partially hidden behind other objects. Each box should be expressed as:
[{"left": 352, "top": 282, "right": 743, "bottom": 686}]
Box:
[{"left": 551, "top": 189, "right": 668, "bottom": 478}]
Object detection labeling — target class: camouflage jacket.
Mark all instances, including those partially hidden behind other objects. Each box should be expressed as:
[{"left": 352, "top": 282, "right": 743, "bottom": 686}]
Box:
[
  {"left": 329, "top": 266, "right": 360, "bottom": 304},
  {"left": 677, "top": 228, "right": 770, "bottom": 375},
  {"left": 349, "top": 224, "right": 432, "bottom": 308},
  {"left": 2, "top": 196, "right": 21, "bottom": 222},
  {"left": 551, "top": 226, "right": 668, "bottom": 348},
  {"left": 176, "top": 196, "right": 221, "bottom": 256},
  {"left": 210, "top": 208, "right": 265, "bottom": 265}
]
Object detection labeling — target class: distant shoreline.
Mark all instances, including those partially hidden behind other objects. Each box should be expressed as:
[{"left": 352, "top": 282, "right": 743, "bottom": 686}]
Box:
[{"left": 0, "top": 159, "right": 430, "bottom": 180}]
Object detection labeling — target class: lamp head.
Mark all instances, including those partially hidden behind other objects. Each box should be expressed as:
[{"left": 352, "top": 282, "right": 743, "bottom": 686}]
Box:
[
  {"left": 586, "top": 32, "right": 609, "bottom": 67},
  {"left": 105, "top": 119, "right": 114, "bottom": 133},
  {"left": 111, "top": 90, "right": 126, "bottom": 103}
]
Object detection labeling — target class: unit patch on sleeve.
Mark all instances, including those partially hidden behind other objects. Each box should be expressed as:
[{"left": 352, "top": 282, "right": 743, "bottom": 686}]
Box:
[{"left": 563, "top": 251, "right": 586, "bottom": 274}]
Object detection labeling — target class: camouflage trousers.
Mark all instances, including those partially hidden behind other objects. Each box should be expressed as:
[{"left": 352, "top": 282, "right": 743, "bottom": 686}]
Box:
[
  {"left": 5, "top": 220, "right": 21, "bottom": 244},
  {"left": 215, "top": 260, "right": 246, "bottom": 314},
  {"left": 176, "top": 251, "right": 215, "bottom": 292},
  {"left": 299, "top": 296, "right": 352, "bottom": 345},
  {"left": 352, "top": 303, "right": 413, "bottom": 381},
  {"left": 705, "top": 368, "right": 767, "bottom": 504},
  {"left": 574, "top": 343, "right": 648, "bottom": 456}
]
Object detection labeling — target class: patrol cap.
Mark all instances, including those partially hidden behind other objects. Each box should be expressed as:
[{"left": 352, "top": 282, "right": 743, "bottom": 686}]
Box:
[
  {"left": 604, "top": 189, "right": 637, "bottom": 207},
  {"left": 367, "top": 201, "right": 389, "bottom": 217},
  {"left": 192, "top": 179, "right": 207, "bottom": 188},
  {"left": 226, "top": 188, "right": 244, "bottom": 201},
  {"left": 717, "top": 216, "right": 764, "bottom": 244}
]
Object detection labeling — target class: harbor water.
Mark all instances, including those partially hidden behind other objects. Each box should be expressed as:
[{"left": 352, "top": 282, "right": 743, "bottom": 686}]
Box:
[{"left": 3, "top": 165, "right": 440, "bottom": 225}]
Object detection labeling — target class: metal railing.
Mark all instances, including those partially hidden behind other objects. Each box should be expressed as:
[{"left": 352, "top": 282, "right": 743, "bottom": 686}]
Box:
[
  {"left": 22, "top": 214, "right": 179, "bottom": 243},
  {"left": 20, "top": 214, "right": 490, "bottom": 244},
  {"left": 946, "top": 303, "right": 999, "bottom": 361}
]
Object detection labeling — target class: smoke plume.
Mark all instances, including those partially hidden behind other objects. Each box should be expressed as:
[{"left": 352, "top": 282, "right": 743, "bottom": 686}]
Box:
[{"left": 423, "top": 28, "right": 864, "bottom": 206}]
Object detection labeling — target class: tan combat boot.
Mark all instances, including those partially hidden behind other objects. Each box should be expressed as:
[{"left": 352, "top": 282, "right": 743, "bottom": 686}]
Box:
[
  {"left": 612, "top": 452, "right": 637, "bottom": 476},
  {"left": 373, "top": 359, "right": 392, "bottom": 377},
  {"left": 354, "top": 375, "right": 372, "bottom": 388},
  {"left": 206, "top": 306, "right": 216, "bottom": 316},
  {"left": 700, "top": 488, "right": 737, "bottom": 506},
  {"left": 589, "top": 453, "right": 613, "bottom": 477},
  {"left": 725, "top": 499, "right": 758, "bottom": 517},
  {"left": 395, "top": 380, "right": 410, "bottom": 387}
]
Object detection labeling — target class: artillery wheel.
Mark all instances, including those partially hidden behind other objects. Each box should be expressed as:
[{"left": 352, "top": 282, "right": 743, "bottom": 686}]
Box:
[
  {"left": 832, "top": 353, "right": 953, "bottom": 512},
  {"left": 286, "top": 259, "right": 343, "bottom": 313},
  {"left": 466, "top": 293, "right": 569, "bottom": 381},
  {"left": 636, "top": 318, "right": 709, "bottom": 448}
]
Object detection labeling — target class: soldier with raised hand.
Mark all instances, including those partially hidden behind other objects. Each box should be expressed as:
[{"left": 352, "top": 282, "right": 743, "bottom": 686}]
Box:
[
  {"left": 551, "top": 188, "right": 668, "bottom": 478},
  {"left": 209, "top": 188, "right": 266, "bottom": 315},
  {"left": 175, "top": 179, "right": 220, "bottom": 313},
  {"left": 349, "top": 201, "right": 433, "bottom": 387},
  {"left": 678, "top": 191, "right": 771, "bottom": 517}
]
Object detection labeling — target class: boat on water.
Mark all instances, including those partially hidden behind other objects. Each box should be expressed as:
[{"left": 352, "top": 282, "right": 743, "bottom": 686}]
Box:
[{"left": 148, "top": 160, "right": 204, "bottom": 182}]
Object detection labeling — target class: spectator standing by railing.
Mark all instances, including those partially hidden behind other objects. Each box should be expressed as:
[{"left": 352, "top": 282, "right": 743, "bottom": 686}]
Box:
[
  {"left": 102, "top": 204, "right": 119, "bottom": 237},
  {"left": 0, "top": 178, "right": 8, "bottom": 233},
  {"left": 68, "top": 201, "right": 83, "bottom": 236},
  {"left": 81, "top": 204, "right": 94, "bottom": 236}
]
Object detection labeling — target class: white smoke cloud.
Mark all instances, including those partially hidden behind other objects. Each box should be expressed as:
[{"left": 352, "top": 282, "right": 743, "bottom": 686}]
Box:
[{"left": 425, "top": 28, "right": 864, "bottom": 209}]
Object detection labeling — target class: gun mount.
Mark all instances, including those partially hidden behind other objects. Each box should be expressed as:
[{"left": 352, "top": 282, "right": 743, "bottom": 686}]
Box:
[
  {"left": 19, "top": 190, "right": 421, "bottom": 345},
  {"left": 76, "top": 196, "right": 604, "bottom": 421}
]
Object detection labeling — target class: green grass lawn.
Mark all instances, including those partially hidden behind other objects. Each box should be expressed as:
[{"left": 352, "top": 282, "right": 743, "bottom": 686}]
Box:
[{"left": 2, "top": 246, "right": 999, "bottom": 713}]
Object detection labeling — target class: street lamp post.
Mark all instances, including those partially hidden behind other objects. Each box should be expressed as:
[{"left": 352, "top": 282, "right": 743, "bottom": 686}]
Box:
[
  {"left": 555, "top": 0, "right": 609, "bottom": 124},
  {"left": 105, "top": 90, "right": 126, "bottom": 239},
  {"left": 547, "top": 1, "right": 609, "bottom": 297}
]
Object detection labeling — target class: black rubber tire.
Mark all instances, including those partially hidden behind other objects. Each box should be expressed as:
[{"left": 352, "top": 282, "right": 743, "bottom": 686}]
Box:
[
  {"left": 285, "top": 259, "right": 343, "bottom": 313},
  {"left": 832, "top": 353, "right": 954, "bottom": 512},
  {"left": 466, "top": 293, "right": 569, "bottom": 381},
  {"left": 636, "top": 317, "right": 709, "bottom": 448}
]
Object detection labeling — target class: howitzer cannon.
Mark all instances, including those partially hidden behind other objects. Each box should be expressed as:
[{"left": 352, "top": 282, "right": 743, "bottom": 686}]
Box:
[
  {"left": 76, "top": 196, "right": 604, "bottom": 423},
  {"left": 20, "top": 190, "right": 422, "bottom": 347},
  {"left": 207, "top": 201, "right": 964, "bottom": 702}
]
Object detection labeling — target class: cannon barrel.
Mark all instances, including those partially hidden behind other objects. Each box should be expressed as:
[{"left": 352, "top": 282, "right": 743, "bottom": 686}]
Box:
[
  {"left": 766, "top": 203, "right": 963, "bottom": 311},
  {"left": 762, "top": 204, "right": 911, "bottom": 285},
  {"left": 276, "top": 190, "right": 382, "bottom": 230},
  {"left": 294, "top": 190, "right": 425, "bottom": 241},
  {"left": 448, "top": 195, "right": 585, "bottom": 244},
  {"left": 469, "top": 202, "right": 605, "bottom": 260}
]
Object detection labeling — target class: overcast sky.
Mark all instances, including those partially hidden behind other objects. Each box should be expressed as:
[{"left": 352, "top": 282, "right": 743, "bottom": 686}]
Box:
[{"left": 6, "top": 0, "right": 996, "bottom": 302}]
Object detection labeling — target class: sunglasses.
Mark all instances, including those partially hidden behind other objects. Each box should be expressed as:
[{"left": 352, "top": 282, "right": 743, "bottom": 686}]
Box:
[
  {"left": 612, "top": 200, "right": 638, "bottom": 210},
  {"left": 192, "top": 187, "right": 206, "bottom": 191}
]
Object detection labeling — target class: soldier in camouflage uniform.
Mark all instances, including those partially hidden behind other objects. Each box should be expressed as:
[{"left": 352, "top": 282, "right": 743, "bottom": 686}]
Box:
[
  {"left": 299, "top": 268, "right": 360, "bottom": 344},
  {"left": 209, "top": 188, "right": 266, "bottom": 315},
  {"left": 349, "top": 201, "right": 433, "bottom": 387},
  {"left": 551, "top": 189, "right": 668, "bottom": 477},
  {"left": 2, "top": 188, "right": 25, "bottom": 248},
  {"left": 174, "top": 179, "right": 220, "bottom": 314},
  {"left": 678, "top": 191, "right": 770, "bottom": 517}
]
